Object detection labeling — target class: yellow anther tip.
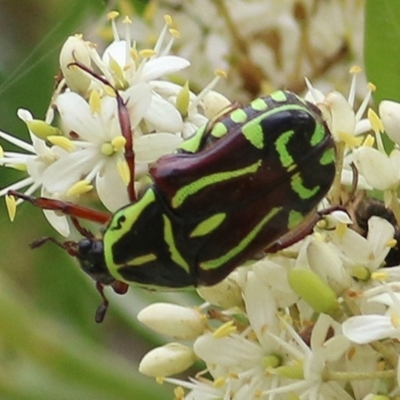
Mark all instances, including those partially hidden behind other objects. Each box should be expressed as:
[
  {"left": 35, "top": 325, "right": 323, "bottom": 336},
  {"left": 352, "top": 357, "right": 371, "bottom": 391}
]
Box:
[
  {"left": 67, "top": 180, "right": 93, "bottom": 197},
  {"left": 5, "top": 194, "right": 16, "bottom": 222},
  {"left": 107, "top": 11, "right": 119, "bottom": 20},
  {"left": 215, "top": 69, "right": 228, "bottom": 79},
  {"left": 123, "top": 16, "right": 132, "bottom": 24},
  {"left": 350, "top": 65, "right": 362, "bottom": 74}
]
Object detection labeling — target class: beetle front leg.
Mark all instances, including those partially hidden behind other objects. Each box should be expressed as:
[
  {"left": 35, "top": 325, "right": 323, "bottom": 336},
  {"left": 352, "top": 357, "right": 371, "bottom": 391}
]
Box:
[{"left": 8, "top": 190, "right": 110, "bottom": 224}]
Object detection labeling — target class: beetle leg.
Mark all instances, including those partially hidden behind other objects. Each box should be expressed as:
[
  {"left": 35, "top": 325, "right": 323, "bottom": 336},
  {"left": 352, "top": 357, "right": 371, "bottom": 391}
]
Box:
[
  {"left": 265, "top": 206, "right": 347, "bottom": 253},
  {"left": 95, "top": 282, "right": 109, "bottom": 323},
  {"left": 67, "top": 61, "right": 136, "bottom": 202},
  {"left": 8, "top": 190, "right": 110, "bottom": 224}
]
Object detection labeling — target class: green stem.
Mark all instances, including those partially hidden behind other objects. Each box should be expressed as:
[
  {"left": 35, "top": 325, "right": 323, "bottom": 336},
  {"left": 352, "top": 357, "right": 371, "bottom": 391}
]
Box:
[{"left": 323, "top": 368, "right": 396, "bottom": 381}]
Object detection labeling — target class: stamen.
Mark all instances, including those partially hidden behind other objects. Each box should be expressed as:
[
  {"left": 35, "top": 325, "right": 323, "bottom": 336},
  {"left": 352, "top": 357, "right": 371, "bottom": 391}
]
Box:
[
  {"left": 107, "top": 11, "right": 120, "bottom": 41},
  {"left": 101, "top": 142, "right": 114, "bottom": 156},
  {"left": 123, "top": 16, "right": 132, "bottom": 67},
  {"left": 190, "top": 69, "right": 227, "bottom": 111},
  {"left": 111, "top": 136, "right": 126, "bottom": 152},
  {"left": 176, "top": 82, "right": 190, "bottom": 118},
  {"left": 67, "top": 179, "right": 93, "bottom": 196},
  {"left": 212, "top": 320, "right": 236, "bottom": 338},
  {"left": 117, "top": 158, "right": 131, "bottom": 186},
  {"left": 89, "top": 90, "right": 101, "bottom": 115},
  {"left": 25, "top": 120, "right": 60, "bottom": 141},
  {"left": 5, "top": 194, "right": 16, "bottom": 222},
  {"left": 348, "top": 65, "right": 362, "bottom": 107},
  {"left": 47, "top": 136, "right": 76, "bottom": 152},
  {"left": 140, "top": 49, "right": 157, "bottom": 58}
]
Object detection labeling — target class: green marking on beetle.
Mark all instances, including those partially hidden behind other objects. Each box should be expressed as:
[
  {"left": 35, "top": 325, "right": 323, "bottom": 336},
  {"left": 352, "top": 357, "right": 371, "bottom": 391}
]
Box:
[
  {"left": 104, "top": 189, "right": 157, "bottom": 279},
  {"left": 241, "top": 104, "right": 310, "bottom": 150},
  {"left": 288, "top": 210, "right": 304, "bottom": 230},
  {"left": 190, "top": 213, "right": 227, "bottom": 238},
  {"left": 200, "top": 207, "right": 282, "bottom": 270},
  {"left": 270, "top": 91, "right": 289, "bottom": 102},
  {"left": 179, "top": 125, "right": 206, "bottom": 153},
  {"left": 242, "top": 120, "right": 264, "bottom": 149},
  {"left": 128, "top": 253, "right": 157, "bottom": 266},
  {"left": 230, "top": 108, "right": 248, "bottom": 124},
  {"left": 107, "top": 188, "right": 156, "bottom": 235},
  {"left": 310, "top": 124, "right": 326, "bottom": 147},
  {"left": 275, "top": 130, "right": 295, "bottom": 168},
  {"left": 250, "top": 98, "right": 268, "bottom": 112},
  {"left": 211, "top": 121, "right": 228, "bottom": 138},
  {"left": 163, "top": 214, "right": 190, "bottom": 272},
  {"left": 291, "top": 173, "right": 320, "bottom": 200},
  {"left": 320, "top": 147, "right": 335, "bottom": 166},
  {"left": 172, "top": 160, "right": 262, "bottom": 208}
]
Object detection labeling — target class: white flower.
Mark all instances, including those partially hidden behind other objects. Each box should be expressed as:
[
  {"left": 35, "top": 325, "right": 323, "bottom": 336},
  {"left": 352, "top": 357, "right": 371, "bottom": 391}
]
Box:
[
  {"left": 379, "top": 100, "right": 400, "bottom": 146},
  {"left": 343, "top": 289, "right": 400, "bottom": 344},
  {"left": 0, "top": 110, "right": 74, "bottom": 235},
  {"left": 353, "top": 147, "right": 400, "bottom": 191}
]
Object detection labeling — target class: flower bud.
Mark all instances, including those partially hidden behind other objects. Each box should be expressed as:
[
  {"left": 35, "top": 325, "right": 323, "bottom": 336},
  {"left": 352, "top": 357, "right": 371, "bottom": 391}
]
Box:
[
  {"left": 138, "top": 303, "right": 206, "bottom": 340},
  {"left": 60, "top": 35, "right": 92, "bottom": 94},
  {"left": 139, "top": 343, "right": 196, "bottom": 377},
  {"left": 288, "top": 269, "right": 339, "bottom": 314},
  {"left": 197, "top": 273, "right": 243, "bottom": 309}
]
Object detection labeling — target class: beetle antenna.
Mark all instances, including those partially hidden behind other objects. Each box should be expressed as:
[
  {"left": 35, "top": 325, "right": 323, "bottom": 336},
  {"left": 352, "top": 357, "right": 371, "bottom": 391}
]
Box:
[
  {"left": 30, "top": 236, "right": 81, "bottom": 257},
  {"left": 67, "top": 60, "right": 136, "bottom": 202}
]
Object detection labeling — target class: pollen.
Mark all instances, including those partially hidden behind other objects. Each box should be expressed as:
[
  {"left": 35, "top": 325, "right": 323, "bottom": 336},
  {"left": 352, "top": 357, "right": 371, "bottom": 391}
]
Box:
[
  {"left": 213, "top": 376, "right": 226, "bottom": 388},
  {"left": 367, "top": 82, "right": 376, "bottom": 92},
  {"left": 169, "top": 28, "right": 180, "bottom": 39},
  {"left": 67, "top": 179, "right": 93, "bottom": 197},
  {"left": 140, "top": 49, "right": 157, "bottom": 58},
  {"left": 173, "top": 386, "right": 185, "bottom": 399},
  {"left": 386, "top": 238, "right": 397, "bottom": 248},
  {"left": 362, "top": 134, "right": 375, "bottom": 147},
  {"left": 391, "top": 314, "right": 400, "bottom": 328},
  {"left": 107, "top": 11, "right": 119, "bottom": 20},
  {"left": 101, "top": 142, "right": 114, "bottom": 156},
  {"left": 164, "top": 14, "right": 173, "bottom": 26},
  {"left": 212, "top": 320, "right": 237, "bottom": 338},
  {"left": 89, "top": 90, "right": 101, "bottom": 115},
  {"left": 123, "top": 16, "right": 132, "bottom": 24},
  {"left": 368, "top": 108, "right": 384, "bottom": 133},
  {"left": 111, "top": 136, "right": 127, "bottom": 152},
  {"left": 215, "top": 69, "right": 228, "bottom": 79},
  {"left": 349, "top": 65, "right": 362, "bottom": 74},
  {"left": 176, "top": 82, "right": 190, "bottom": 118},
  {"left": 371, "top": 271, "right": 388, "bottom": 281},
  {"left": 337, "top": 131, "right": 362, "bottom": 148},
  {"left": 5, "top": 194, "right": 16, "bottom": 222},
  {"left": 117, "top": 158, "right": 131, "bottom": 186},
  {"left": 47, "top": 136, "right": 76, "bottom": 152},
  {"left": 334, "top": 222, "right": 348, "bottom": 239},
  {"left": 26, "top": 120, "right": 60, "bottom": 141}
]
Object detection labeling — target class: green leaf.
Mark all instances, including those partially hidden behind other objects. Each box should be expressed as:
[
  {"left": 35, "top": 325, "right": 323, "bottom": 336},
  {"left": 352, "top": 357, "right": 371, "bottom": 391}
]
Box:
[{"left": 365, "top": 0, "right": 400, "bottom": 103}]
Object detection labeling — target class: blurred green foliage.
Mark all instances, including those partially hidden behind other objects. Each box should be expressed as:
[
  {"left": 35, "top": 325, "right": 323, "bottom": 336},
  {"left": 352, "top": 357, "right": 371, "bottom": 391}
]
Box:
[{"left": 364, "top": 0, "right": 400, "bottom": 104}]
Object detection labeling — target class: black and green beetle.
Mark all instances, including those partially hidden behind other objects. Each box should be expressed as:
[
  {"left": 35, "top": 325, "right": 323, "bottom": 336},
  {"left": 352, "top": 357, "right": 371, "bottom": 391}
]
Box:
[{"left": 10, "top": 90, "right": 336, "bottom": 321}]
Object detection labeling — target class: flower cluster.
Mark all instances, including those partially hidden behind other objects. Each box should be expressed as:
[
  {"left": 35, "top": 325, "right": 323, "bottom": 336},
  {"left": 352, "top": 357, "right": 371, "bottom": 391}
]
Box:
[
  {"left": 133, "top": 0, "right": 364, "bottom": 100},
  {"left": 137, "top": 70, "right": 400, "bottom": 400},
  {"left": 0, "top": 13, "right": 228, "bottom": 236}
]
